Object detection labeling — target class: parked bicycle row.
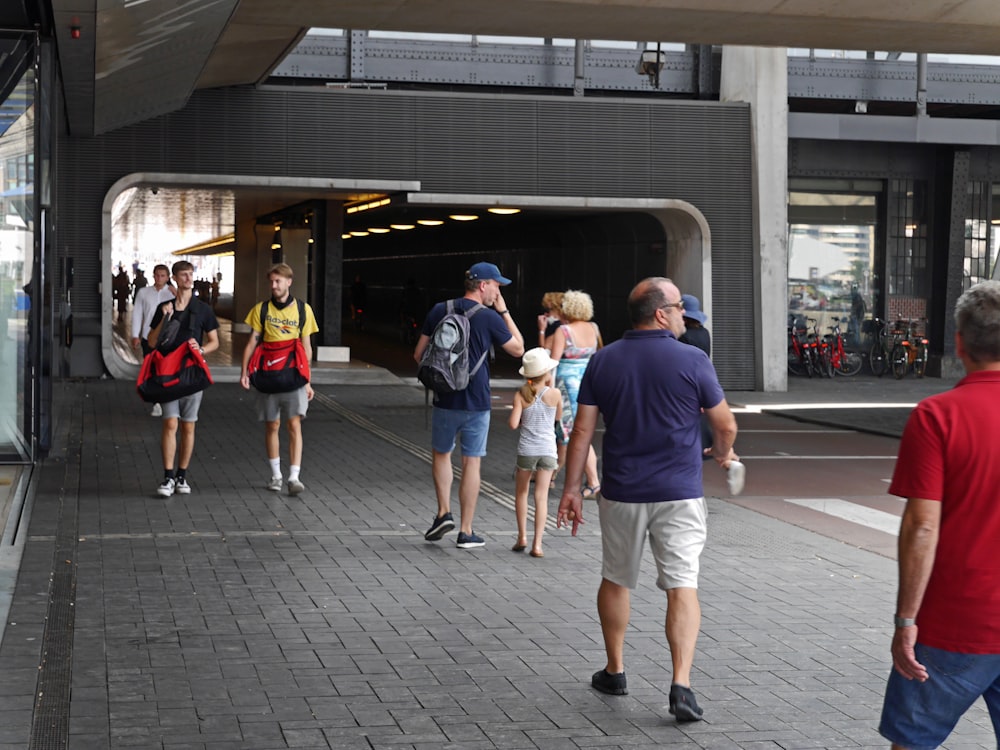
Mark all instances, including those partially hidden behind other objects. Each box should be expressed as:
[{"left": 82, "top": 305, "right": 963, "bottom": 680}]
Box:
[
  {"left": 865, "top": 317, "right": 929, "bottom": 379},
  {"left": 787, "top": 315, "right": 862, "bottom": 377},
  {"left": 787, "top": 315, "right": 929, "bottom": 379}
]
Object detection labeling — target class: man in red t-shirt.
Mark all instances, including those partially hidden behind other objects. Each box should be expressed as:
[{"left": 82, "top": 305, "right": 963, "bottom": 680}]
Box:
[{"left": 879, "top": 280, "right": 1000, "bottom": 750}]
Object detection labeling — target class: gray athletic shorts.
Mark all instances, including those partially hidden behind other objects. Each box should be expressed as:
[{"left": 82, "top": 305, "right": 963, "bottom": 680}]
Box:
[
  {"left": 598, "top": 496, "right": 707, "bottom": 591},
  {"left": 256, "top": 386, "right": 309, "bottom": 422},
  {"left": 161, "top": 391, "right": 204, "bottom": 422}
]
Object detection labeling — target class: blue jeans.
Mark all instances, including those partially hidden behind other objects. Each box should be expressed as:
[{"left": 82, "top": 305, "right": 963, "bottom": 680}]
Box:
[
  {"left": 431, "top": 408, "right": 490, "bottom": 457},
  {"left": 879, "top": 643, "right": 1000, "bottom": 750}
]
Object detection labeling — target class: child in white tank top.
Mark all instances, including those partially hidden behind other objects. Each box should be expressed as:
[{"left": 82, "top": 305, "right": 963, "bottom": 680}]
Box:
[{"left": 508, "top": 348, "right": 562, "bottom": 557}]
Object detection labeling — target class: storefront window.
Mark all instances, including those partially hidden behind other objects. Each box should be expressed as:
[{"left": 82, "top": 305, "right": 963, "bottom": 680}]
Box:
[
  {"left": 787, "top": 189, "right": 876, "bottom": 346},
  {"left": 0, "top": 38, "right": 35, "bottom": 460}
]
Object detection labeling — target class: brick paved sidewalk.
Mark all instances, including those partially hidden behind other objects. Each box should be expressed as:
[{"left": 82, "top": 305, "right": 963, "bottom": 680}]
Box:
[{"left": 0, "top": 379, "right": 992, "bottom": 749}]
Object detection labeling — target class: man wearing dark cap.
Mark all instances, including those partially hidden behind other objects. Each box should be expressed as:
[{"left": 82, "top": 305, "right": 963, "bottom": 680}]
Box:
[{"left": 414, "top": 262, "right": 525, "bottom": 549}]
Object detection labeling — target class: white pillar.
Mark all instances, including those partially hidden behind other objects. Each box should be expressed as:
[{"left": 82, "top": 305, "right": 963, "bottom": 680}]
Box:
[{"left": 720, "top": 47, "right": 788, "bottom": 392}]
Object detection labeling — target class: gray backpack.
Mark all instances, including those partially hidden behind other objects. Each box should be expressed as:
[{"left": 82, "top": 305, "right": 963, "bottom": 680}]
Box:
[{"left": 417, "top": 299, "right": 488, "bottom": 394}]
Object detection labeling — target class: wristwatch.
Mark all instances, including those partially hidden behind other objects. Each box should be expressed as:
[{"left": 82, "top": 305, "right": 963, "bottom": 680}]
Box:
[
  {"left": 894, "top": 615, "right": 916, "bottom": 628},
  {"left": 495, "top": 309, "right": 508, "bottom": 315}
]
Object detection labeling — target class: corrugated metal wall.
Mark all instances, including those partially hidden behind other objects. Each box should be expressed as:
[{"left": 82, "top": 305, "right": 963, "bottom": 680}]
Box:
[{"left": 56, "top": 86, "right": 755, "bottom": 387}]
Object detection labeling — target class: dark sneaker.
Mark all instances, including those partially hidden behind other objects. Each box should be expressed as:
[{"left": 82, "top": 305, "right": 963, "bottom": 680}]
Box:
[
  {"left": 424, "top": 512, "right": 455, "bottom": 541},
  {"left": 455, "top": 531, "right": 485, "bottom": 549},
  {"left": 669, "top": 683, "right": 703, "bottom": 721},
  {"left": 591, "top": 669, "right": 628, "bottom": 695}
]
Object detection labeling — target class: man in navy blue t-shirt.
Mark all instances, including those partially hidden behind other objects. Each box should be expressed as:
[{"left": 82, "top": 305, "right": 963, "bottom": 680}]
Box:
[
  {"left": 557, "top": 277, "right": 738, "bottom": 721},
  {"left": 413, "top": 262, "right": 524, "bottom": 549}
]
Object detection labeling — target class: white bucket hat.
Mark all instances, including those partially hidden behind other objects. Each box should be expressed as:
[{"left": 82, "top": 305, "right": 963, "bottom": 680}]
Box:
[{"left": 519, "top": 347, "right": 559, "bottom": 378}]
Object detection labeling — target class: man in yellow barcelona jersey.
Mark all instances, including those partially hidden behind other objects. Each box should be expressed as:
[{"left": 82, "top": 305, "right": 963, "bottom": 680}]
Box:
[{"left": 239, "top": 263, "right": 319, "bottom": 495}]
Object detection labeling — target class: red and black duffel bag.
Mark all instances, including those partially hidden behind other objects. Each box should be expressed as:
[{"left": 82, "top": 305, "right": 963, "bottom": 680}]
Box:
[{"left": 136, "top": 340, "right": 214, "bottom": 403}]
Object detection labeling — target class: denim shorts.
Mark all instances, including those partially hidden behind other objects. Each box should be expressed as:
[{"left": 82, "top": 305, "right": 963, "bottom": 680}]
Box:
[
  {"left": 598, "top": 496, "right": 707, "bottom": 591},
  {"left": 431, "top": 408, "right": 490, "bottom": 457},
  {"left": 879, "top": 643, "right": 1000, "bottom": 750}
]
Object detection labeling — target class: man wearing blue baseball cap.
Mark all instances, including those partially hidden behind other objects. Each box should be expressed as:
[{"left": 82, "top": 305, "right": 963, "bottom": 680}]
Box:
[{"left": 414, "top": 261, "right": 524, "bottom": 549}]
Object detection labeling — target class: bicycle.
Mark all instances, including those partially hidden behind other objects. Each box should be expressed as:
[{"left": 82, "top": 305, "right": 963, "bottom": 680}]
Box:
[
  {"left": 890, "top": 319, "right": 929, "bottom": 379},
  {"left": 827, "top": 317, "right": 862, "bottom": 376},
  {"left": 788, "top": 319, "right": 815, "bottom": 377},
  {"left": 867, "top": 317, "right": 890, "bottom": 377},
  {"left": 808, "top": 318, "right": 833, "bottom": 377}
]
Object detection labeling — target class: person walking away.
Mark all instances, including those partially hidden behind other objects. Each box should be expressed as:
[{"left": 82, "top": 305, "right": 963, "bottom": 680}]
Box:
[
  {"left": 678, "top": 294, "right": 710, "bottom": 356},
  {"left": 557, "top": 276, "right": 738, "bottom": 721},
  {"left": 413, "top": 261, "right": 524, "bottom": 549},
  {"left": 131, "top": 263, "right": 176, "bottom": 417},
  {"left": 878, "top": 280, "right": 1000, "bottom": 750},
  {"left": 132, "top": 268, "right": 147, "bottom": 302},
  {"left": 147, "top": 260, "right": 219, "bottom": 497},
  {"left": 548, "top": 289, "right": 601, "bottom": 497},
  {"left": 113, "top": 266, "right": 131, "bottom": 320},
  {"left": 239, "top": 263, "right": 319, "bottom": 496},
  {"left": 508, "top": 347, "right": 562, "bottom": 558},
  {"left": 678, "top": 294, "right": 713, "bottom": 458}
]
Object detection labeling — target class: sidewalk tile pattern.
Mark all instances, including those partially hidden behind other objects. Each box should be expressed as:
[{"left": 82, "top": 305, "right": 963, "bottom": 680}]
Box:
[{"left": 0, "top": 379, "right": 992, "bottom": 749}]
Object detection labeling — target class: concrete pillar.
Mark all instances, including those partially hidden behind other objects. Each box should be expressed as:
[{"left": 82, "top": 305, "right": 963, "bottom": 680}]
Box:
[
  {"left": 941, "top": 150, "right": 970, "bottom": 377},
  {"left": 321, "top": 201, "right": 344, "bottom": 347},
  {"left": 720, "top": 46, "right": 788, "bottom": 392}
]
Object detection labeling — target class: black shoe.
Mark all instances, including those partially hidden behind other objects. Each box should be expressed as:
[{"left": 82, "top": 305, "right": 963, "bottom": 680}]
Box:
[
  {"left": 591, "top": 669, "right": 627, "bottom": 695},
  {"left": 669, "top": 683, "right": 703, "bottom": 721},
  {"left": 424, "top": 512, "right": 455, "bottom": 541}
]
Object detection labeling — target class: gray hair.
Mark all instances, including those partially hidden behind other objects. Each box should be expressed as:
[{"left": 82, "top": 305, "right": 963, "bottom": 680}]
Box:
[{"left": 955, "top": 280, "right": 1000, "bottom": 363}]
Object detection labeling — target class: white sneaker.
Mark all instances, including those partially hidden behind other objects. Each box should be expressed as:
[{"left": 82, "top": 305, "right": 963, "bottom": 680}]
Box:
[
  {"left": 174, "top": 477, "right": 191, "bottom": 495},
  {"left": 157, "top": 477, "right": 175, "bottom": 497},
  {"left": 151, "top": 403, "right": 162, "bottom": 417},
  {"left": 266, "top": 476, "right": 283, "bottom": 492},
  {"left": 287, "top": 478, "right": 304, "bottom": 496},
  {"left": 727, "top": 460, "right": 746, "bottom": 496}
]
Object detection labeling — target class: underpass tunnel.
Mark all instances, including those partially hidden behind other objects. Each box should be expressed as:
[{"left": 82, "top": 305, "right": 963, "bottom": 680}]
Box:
[
  {"left": 341, "top": 198, "right": 711, "bottom": 361},
  {"left": 102, "top": 181, "right": 711, "bottom": 380}
]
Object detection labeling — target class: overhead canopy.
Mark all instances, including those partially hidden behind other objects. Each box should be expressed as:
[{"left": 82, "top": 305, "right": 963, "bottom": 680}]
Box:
[{"left": 37, "top": 0, "right": 1000, "bottom": 136}]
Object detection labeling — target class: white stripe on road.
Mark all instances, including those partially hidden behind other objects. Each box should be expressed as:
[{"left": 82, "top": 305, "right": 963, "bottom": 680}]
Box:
[
  {"left": 785, "top": 497, "right": 901, "bottom": 535},
  {"left": 741, "top": 455, "right": 897, "bottom": 460},
  {"left": 735, "top": 402, "right": 916, "bottom": 413}
]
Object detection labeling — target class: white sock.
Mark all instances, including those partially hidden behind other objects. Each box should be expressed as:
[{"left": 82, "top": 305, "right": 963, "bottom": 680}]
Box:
[
  {"left": 289, "top": 465, "right": 301, "bottom": 482},
  {"left": 269, "top": 457, "right": 281, "bottom": 479}
]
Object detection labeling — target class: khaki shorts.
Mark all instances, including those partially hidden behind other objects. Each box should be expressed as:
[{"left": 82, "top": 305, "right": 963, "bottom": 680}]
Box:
[
  {"left": 256, "top": 387, "right": 309, "bottom": 422},
  {"left": 515, "top": 455, "right": 558, "bottom": 471},
  {"left": 598, "top": 496, "right": 707, "bottom": 591}
]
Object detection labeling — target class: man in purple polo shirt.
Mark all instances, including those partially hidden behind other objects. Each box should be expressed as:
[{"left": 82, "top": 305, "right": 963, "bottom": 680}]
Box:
[{"left": 557, "top": 276, "right": 738, "bottom": 721}]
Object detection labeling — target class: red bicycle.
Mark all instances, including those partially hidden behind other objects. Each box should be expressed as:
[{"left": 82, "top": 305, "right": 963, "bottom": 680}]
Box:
[
  {"left": 787, "top": 318, "right": 816, "bottom": 377},
  {"left": 826, "top": 317, "right": 862, "bottom": 376}
]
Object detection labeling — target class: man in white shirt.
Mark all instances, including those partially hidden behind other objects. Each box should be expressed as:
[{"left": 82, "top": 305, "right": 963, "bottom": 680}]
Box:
[
  {"left": 131, "top": 264, "right": 175, "bottom": 354},
  {"left": 131, "top": 264, "right": 175, "bottom": 416}
]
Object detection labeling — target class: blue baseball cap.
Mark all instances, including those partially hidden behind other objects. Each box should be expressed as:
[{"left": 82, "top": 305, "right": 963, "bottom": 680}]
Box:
[{"left": 466, "top": 261, "right": 512, "bottom": 285}]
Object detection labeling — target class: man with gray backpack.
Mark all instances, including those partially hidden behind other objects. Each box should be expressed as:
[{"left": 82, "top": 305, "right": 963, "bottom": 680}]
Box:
[{"left": 414, "top": 262, "right": 524, "bottom": 548}]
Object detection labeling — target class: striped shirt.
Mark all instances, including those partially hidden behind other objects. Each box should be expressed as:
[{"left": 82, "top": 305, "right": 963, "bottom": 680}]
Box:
[{"left": 517, "top": 386, "right": 558, "bottom": 458}]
